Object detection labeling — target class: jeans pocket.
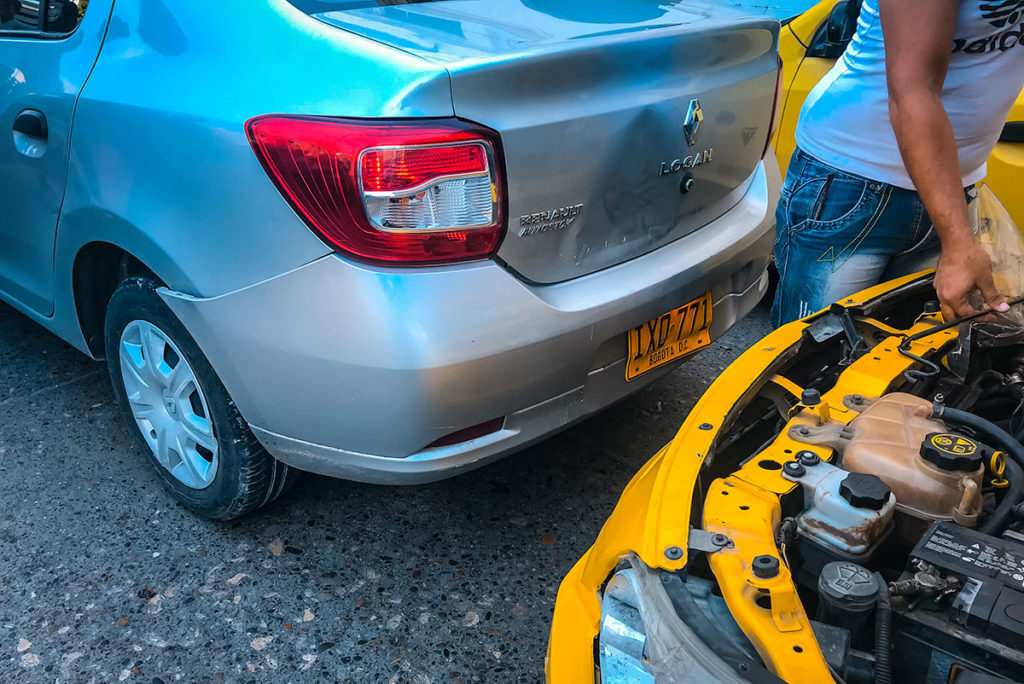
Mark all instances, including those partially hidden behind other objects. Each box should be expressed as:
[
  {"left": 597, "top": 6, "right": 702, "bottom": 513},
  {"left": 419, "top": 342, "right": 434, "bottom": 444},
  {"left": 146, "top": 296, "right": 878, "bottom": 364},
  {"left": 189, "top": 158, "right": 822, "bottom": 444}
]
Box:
[{"left": 787, "top": 174, "right": 874, "bottom": 233}]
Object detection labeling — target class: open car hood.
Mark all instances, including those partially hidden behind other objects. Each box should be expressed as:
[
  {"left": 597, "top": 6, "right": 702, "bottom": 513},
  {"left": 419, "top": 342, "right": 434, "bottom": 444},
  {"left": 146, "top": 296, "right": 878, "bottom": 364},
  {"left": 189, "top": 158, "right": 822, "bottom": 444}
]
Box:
[{"left": 548, "top": 269, "right": 1024, "bottom": 683}]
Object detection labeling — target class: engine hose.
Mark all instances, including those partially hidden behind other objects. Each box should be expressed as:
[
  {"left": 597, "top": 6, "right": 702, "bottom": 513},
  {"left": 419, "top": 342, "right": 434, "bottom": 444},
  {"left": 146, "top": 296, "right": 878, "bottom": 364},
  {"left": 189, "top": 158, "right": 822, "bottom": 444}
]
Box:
[
  {"left": 933, "top": 405, "right": 1024, "bottom": 534},
  {"left": 873, "top": 573, "right": 892, "bottom": 684}
]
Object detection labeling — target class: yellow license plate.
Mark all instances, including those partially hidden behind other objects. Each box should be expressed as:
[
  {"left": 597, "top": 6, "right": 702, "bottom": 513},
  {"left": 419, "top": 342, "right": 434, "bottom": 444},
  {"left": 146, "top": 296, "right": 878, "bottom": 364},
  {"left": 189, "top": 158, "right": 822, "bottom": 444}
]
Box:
[{"left": 626, "top": 292, "right": 712, "bottom": 381}]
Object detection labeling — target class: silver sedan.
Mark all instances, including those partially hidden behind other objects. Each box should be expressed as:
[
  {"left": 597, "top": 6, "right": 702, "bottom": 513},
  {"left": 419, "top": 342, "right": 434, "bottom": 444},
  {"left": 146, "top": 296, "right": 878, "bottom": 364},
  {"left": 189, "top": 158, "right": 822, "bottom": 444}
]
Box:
[{"left": 0, "top": 0, "right": 781, "bottom": 518}]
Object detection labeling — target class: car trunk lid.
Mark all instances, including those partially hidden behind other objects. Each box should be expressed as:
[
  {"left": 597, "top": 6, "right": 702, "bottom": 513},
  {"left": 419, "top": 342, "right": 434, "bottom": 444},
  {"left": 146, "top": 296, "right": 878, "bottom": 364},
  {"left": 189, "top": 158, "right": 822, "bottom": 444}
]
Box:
[{"left": 312, "top": 0, "right": 779, "bottom": 283}]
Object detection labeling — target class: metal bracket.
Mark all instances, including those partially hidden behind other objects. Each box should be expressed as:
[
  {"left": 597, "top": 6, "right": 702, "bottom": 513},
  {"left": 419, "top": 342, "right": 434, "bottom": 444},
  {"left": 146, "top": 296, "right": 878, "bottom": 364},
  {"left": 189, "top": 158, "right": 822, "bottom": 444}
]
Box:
[
  {"left": 788, "top": 422, "right": 853, "bottom": 451},
  {"left": 688, "top": 528, "right": 733, "bottom": 553}
]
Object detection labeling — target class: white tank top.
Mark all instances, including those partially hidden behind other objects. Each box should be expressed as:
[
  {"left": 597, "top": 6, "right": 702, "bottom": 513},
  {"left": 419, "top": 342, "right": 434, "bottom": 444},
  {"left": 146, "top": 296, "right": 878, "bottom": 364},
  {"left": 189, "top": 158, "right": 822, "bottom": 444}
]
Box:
[{"left": 796, "top": 0, "right": 1024, "bottom": 189}]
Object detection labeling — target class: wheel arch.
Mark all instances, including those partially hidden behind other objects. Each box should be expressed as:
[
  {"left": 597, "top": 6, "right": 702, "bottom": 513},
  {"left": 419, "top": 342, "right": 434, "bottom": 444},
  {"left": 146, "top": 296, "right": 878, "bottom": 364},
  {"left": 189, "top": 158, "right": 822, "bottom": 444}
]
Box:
[{"left": 72, "top": 241, "right": 166, "bottom": 359}]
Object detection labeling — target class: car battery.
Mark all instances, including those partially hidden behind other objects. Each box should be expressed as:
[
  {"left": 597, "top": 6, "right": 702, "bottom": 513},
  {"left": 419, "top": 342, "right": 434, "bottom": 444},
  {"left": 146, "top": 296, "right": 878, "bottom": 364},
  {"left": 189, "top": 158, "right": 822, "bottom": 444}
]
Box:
[
  {"left": 890, "top": 522, "right": 1024, "bottom": 683},
  {"left": 912, "top": 522, "right": 1024, "bottom": 646}
]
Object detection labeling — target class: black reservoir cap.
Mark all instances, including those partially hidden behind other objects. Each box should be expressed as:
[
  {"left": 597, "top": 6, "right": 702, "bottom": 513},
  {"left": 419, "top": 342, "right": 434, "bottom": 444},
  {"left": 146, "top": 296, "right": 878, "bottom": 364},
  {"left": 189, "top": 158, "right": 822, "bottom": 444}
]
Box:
[
  {"left": 840, "top": 472, "right": 891, "bottom": 511},
  {"left": 921, "top": 432, "right": 984, "bottom": 472}
]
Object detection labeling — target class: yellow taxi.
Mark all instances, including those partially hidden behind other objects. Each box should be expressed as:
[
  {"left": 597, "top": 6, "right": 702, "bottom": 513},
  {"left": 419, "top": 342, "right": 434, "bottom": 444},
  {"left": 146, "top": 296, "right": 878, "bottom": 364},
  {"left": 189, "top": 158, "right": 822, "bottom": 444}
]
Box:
[
  {"left": 547, "top": 4, "right": 1024, "bottom": 681},
  {"left": 548, "top": 267, "right": 1024, "bottom": 682}
]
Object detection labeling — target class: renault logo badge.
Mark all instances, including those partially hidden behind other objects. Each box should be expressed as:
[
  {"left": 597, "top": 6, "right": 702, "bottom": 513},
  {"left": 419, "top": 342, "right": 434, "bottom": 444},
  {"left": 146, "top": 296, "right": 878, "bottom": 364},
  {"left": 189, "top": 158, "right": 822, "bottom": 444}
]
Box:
[{"left": 683, "top": 99, "right": 703, "bottom": 147}]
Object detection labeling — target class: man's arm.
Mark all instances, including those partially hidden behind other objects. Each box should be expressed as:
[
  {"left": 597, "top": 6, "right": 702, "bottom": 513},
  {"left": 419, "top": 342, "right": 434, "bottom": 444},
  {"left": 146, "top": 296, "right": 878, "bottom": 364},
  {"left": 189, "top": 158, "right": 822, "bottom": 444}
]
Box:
[{"left": 879, "top": 0, "right": 1008, "bottom": 321}]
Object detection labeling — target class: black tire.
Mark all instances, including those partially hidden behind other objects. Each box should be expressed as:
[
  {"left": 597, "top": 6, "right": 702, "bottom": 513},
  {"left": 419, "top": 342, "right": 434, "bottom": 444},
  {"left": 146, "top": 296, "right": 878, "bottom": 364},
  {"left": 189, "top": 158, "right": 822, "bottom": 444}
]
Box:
[{"left": 104, "top": 277, "right": 297, "bottom": 520}]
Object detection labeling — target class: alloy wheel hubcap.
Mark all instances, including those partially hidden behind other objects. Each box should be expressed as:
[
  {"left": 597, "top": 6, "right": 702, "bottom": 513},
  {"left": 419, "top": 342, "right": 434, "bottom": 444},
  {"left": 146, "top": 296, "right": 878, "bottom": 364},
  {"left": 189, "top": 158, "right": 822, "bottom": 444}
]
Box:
[{"left": 119, "top": 320, "right": 218, "bottom": 489}]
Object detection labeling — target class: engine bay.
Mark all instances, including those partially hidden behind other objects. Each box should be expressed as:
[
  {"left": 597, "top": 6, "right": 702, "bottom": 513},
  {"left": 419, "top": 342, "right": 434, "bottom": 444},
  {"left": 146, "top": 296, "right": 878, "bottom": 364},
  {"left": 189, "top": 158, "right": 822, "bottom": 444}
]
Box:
[{"left": 685, "top": 276, "right": 1024, "bottom": 684}]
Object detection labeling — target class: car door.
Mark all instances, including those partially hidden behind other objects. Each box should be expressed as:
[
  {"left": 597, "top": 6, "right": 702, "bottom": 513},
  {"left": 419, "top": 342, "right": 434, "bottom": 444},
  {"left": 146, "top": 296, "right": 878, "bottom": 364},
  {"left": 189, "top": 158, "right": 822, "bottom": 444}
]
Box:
[
  {"left": 0, "top": 0, "right": 110, "bottom": 315},
  {"left": 774, "top": 0, "right": 862, "bottom": 178}
]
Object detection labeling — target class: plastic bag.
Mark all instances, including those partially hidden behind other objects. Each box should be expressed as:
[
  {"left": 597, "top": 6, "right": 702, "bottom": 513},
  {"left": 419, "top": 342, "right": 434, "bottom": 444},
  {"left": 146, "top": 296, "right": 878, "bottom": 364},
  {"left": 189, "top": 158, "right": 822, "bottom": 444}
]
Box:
[{"left": 970, "top": 184, "right": 1024, "bottom": 346}]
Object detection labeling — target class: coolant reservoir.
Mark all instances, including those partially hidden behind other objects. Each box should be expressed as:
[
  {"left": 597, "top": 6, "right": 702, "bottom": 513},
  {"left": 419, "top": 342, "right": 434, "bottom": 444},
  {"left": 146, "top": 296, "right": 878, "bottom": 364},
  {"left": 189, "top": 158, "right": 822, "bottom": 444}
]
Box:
[
  {"left": 842, "top": 394, "right": 984, "bottom": 527},
  {"left": 784, "top": 458, "right": 896, "bottom": 560}
]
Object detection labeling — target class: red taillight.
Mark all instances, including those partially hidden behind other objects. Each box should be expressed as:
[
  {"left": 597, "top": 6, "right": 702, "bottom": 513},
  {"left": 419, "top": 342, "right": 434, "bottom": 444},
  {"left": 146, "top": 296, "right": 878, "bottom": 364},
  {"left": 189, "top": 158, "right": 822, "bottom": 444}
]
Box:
[
  {"left": 763, "top": 55, "right": 784, "bottom": 159},
  {"left": 246, "top": 116, "right": 507, "bottom": 265},
  {"left": 360, "top": 144, "right": 488, "bottom": 193}
]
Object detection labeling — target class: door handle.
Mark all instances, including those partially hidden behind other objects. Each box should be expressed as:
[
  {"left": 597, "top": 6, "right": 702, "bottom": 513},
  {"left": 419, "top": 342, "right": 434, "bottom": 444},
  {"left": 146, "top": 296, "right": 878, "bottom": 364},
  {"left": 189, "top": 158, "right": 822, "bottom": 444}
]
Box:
[{"left": 13, "top": 109, "right": 47, "bottom": 138}]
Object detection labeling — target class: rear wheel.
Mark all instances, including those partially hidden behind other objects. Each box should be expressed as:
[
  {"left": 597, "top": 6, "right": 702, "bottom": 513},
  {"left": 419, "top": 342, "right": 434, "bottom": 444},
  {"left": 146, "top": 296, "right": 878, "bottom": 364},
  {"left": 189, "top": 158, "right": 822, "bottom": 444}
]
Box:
[{"left": 104, "top": 277, "right": 296, "bottom": 519}]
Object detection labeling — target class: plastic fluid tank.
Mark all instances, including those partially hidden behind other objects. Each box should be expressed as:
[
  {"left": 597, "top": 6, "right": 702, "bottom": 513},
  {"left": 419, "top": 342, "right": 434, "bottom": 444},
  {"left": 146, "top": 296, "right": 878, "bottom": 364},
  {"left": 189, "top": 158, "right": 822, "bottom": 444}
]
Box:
[
  {"left": 843, "top": 393, "right": 984, "bottom": 527},
  {"left": 783, "top": 457, "right": 896, "bottom": 560}
]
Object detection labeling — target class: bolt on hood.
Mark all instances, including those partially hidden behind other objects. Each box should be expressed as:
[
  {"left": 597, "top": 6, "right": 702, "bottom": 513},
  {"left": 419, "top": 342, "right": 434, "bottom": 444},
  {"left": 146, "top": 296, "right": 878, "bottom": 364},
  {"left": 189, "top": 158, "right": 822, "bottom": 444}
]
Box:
[{"left": 313, "top": 0, "right": 780, "bottom": 283}]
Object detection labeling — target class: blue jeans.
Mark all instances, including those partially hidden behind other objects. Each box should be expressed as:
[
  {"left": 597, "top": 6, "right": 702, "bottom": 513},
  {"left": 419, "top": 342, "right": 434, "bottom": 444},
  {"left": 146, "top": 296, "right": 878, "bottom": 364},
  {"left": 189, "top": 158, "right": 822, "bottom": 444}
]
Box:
[{"left": 771, "top": 148, "right": 942, "bottom": 327}]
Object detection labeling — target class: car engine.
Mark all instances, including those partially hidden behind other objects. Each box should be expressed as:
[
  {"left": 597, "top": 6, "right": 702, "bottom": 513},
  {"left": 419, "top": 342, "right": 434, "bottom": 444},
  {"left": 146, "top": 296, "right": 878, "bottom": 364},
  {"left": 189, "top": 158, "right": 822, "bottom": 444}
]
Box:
[
  {"left": 680, "top": 276, "right": 1024, "bottom": 684},
  {"left": 783, "top": 389, "right": 1024, "bottom": 684}
]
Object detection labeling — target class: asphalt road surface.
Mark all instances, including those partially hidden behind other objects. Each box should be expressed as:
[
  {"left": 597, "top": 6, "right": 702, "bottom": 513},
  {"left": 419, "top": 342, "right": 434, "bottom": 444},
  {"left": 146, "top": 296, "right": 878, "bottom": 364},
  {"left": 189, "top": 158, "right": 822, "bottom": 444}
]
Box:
[{"left": 0, "top": 298, "right": 772, "bottom": 683}]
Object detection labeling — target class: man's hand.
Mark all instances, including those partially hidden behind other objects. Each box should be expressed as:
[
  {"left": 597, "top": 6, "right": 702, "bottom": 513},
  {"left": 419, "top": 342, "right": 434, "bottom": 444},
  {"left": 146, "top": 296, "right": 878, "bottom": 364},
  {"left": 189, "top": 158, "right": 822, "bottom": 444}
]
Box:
[{"left": 934, "top": 237, "right": 1008, "bottom": 321}]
